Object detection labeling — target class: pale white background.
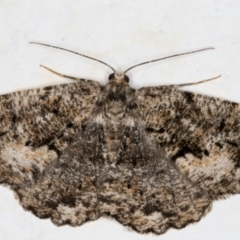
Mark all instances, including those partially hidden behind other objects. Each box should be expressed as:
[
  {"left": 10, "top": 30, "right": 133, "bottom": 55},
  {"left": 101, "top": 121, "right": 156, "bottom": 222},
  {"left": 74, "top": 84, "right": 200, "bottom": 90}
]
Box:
[{"left": 0, "top": 1, "right": 240, "bottom": 239}]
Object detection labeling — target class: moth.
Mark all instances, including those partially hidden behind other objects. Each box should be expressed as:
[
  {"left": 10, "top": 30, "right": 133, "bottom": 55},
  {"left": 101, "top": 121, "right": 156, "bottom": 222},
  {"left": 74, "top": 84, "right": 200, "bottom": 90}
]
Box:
[{"left": 0, "top": 43, "right": 239, "bottom": 235}]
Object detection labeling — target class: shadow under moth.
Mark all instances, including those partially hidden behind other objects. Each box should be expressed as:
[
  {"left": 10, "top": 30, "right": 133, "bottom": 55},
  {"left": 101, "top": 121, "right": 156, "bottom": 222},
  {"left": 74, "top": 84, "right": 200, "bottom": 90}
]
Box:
[{"left": 0, "top": 43, "right": 239, "bottom": 235}]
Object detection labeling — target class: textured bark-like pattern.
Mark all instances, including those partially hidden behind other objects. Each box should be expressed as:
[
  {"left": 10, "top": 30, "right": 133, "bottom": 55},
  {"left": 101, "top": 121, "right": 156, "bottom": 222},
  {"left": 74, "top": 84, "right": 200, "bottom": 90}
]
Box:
[
  {"left": 0, "top": 74, "right": 239, "bottom": 235},
  {"left": 137, "top": 86, "right": 240, "bottom": 199}
]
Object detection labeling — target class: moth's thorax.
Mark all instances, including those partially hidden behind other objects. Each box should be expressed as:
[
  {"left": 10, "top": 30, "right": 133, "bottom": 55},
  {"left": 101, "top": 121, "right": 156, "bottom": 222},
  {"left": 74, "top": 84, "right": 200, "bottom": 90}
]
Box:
[
  {"left": 102, "top": 80, "right": 136, "bottom": 120},
  {"left": 93, "top": 79, "right": 137, "bottom": 164}
]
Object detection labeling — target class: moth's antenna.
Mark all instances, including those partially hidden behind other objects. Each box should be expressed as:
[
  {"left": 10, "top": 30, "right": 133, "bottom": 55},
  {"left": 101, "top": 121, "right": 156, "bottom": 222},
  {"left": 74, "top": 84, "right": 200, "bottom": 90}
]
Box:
[
  {"left": 124, "top": 47, "right": 214, "bottom": 74},
  {"left": 29, "top": 42, "right": 116, "bottom": 72},
  {"left": 174, "top": 74, "right": 221, "bottom": 87}
]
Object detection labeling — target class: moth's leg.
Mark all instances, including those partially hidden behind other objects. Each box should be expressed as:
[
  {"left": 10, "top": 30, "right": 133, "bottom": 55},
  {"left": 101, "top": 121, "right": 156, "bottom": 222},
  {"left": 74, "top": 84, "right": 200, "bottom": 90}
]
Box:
[
  {"left": 173, "top": 75, "right": 220, "bottom": 88},
  {"left": 40, "top": 65, "right": 84, "bottom": 81}
]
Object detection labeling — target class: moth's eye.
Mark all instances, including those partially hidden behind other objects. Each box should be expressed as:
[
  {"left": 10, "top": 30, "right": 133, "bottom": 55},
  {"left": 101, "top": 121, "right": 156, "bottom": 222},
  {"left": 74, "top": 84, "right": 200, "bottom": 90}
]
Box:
[
  {"left": 124, "top": 75, "right": 130, "bottom": 83},
  {"left": 108, "top": 73, "right": 115, "bottom": 81}
]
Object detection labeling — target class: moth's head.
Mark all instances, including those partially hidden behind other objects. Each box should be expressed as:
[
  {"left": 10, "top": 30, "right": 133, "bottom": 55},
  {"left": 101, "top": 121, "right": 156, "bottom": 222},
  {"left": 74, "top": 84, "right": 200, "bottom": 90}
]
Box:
[{"left": 108, "top": 72, "right": 130, "bottom": 84}]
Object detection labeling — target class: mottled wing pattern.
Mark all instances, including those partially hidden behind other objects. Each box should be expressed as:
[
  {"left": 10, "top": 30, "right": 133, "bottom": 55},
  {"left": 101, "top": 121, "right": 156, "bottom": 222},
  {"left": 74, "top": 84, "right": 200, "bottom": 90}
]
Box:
[
  {"left": 2, "top": 76, "right": 239, "bottom": 235},
  {"left": 0, "top": 79, "right": 100, "bottom": 187},
  {"left": 137, "top": 86, "right": 240, "bottom": 199},
  {"left": 98, "top": 120, "right": 211, "bottom": 234},
  {"left": 15, "top": 124, "right": 103, "bottom": 225}
]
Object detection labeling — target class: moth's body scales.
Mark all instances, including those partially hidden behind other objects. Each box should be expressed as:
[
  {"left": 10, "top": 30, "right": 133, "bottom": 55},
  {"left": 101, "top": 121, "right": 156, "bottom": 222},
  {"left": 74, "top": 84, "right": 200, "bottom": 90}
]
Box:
[{"left": 0, "top": 68, "right": 240, "bottom": 234}]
